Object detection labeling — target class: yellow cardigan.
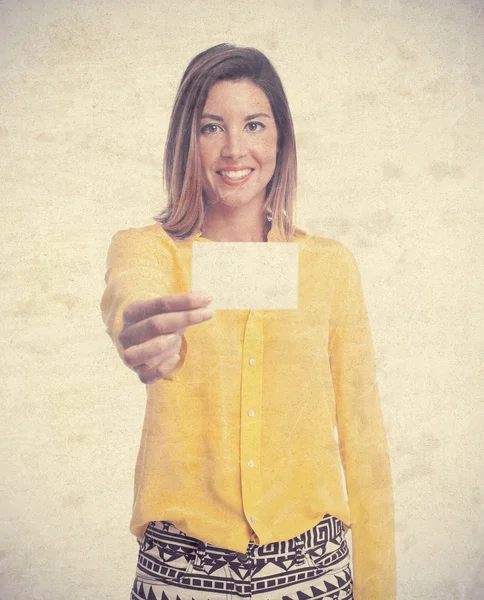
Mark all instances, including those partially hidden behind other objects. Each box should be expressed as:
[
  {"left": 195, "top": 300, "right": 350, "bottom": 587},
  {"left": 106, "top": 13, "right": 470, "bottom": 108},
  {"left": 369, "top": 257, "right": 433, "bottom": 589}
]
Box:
[{"left": 100, "top": 222, "right": 396, "bottom": 600}]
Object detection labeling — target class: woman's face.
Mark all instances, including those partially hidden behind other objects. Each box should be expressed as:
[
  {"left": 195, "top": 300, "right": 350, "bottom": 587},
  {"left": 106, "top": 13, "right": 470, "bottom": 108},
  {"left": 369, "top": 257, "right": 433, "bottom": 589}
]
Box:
[{"left": 198, "top": 79, "right": 278, "bottom": 211}]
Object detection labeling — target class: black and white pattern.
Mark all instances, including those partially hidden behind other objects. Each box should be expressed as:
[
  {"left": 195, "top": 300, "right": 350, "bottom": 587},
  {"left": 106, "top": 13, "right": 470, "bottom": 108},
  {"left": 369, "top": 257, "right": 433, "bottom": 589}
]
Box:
[{"left": 130, "top": 514, "right": 353, "bottom": 600}]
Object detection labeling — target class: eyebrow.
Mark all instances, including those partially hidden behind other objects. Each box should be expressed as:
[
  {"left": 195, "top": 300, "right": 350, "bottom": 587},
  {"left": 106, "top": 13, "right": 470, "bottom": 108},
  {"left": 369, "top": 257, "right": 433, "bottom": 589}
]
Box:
[
  {"left": 200, "top": 112, "right": 273, "bottom": 122},
  {"left": 245, "top": 112, "right": 272, "bottom": 121}
]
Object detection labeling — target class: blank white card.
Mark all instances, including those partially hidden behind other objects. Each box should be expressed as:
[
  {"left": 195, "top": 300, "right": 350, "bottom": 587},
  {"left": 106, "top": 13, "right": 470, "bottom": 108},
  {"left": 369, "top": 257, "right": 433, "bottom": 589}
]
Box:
[{"left": 191, "top": 243, "right": 299, "bottom": 310}]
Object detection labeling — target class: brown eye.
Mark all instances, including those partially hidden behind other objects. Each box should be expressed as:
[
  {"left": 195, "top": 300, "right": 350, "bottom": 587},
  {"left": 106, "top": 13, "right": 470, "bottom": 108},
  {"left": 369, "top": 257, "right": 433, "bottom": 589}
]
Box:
[
  {"left": 201, "top": 123, "right": 222, "bottom": 134},
  {"left": 245, "top": 121, "right": 265, "bottom": 132}
]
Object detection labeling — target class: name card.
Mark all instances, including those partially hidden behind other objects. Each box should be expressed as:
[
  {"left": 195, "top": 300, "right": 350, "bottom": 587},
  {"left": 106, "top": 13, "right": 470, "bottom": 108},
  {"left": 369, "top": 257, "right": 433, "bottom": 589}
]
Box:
[{"left": 192, "top": 243, "right": 299, "bottom": 310}]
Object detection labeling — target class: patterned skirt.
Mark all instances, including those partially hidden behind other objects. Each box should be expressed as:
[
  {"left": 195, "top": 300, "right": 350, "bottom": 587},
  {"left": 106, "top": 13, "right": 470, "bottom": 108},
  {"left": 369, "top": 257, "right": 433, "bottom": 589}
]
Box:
[{"left": 130, "top": 513, "right": 353, "bottom": 600}]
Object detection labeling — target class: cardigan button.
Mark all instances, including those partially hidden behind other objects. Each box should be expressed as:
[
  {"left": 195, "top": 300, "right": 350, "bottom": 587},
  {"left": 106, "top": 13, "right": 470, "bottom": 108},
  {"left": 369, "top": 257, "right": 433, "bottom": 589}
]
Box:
[{"left": 237, "top": 552, "right": 249, "bottom": 562}]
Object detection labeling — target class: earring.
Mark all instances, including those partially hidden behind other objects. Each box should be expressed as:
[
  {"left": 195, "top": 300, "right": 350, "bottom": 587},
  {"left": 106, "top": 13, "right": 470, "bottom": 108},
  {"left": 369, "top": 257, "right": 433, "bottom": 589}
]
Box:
[{"left": 266, "top": 206, "right": 273, "bottom": 222}]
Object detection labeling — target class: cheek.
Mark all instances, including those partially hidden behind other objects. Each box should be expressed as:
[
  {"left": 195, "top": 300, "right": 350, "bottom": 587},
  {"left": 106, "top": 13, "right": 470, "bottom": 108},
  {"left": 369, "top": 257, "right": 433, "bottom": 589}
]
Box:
[
  {"left": 259, "top": 146, "right": 278, "bottom": 174},
  {"left": 259, "top": 133, "right": 278, "bottom": 164},
  {"left": 198, "top": 140, "right": 215, "bottom": 173},
  {"left": 198, "top": 144, "right": 209, "bottom": 171}
]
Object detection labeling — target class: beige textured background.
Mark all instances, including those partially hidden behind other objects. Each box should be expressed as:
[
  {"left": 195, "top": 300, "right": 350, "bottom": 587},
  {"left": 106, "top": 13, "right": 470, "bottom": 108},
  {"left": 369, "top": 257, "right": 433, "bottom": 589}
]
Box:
[{"left": 1, "top": 0, "right": 483, "bottom": 598}]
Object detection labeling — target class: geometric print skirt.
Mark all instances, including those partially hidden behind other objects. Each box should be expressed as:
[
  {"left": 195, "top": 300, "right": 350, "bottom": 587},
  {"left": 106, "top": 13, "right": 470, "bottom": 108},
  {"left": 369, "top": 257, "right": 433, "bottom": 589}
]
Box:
[{"left": 130, "top": 513, "right": 353, "bottom": 600}]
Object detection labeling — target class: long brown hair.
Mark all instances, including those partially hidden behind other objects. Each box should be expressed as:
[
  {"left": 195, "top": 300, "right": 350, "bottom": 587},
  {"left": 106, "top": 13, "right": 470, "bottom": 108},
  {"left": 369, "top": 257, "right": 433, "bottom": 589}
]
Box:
[{"left": 154, "top": 43, "right": 297, "bottom": 241}]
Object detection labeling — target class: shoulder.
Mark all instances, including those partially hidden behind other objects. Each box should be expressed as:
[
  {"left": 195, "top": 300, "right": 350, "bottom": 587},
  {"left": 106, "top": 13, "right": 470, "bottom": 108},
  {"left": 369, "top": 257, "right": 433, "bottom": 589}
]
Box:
[
  {"left": 105, "top": 224, "right": 180, "bottom": 269},
  {"left": 110, "top": 223, "right": 174, "bottom": 243},
  {"left": 299, "top": 230, "right": 359, "bottom": 273},
  {"left": 108, "top": 223, "right": 178, "bottom": 252}
]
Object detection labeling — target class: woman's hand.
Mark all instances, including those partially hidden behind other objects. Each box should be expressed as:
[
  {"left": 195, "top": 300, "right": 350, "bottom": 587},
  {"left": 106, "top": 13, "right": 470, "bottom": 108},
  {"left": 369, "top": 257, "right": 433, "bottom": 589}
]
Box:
[{"left": 118, "top": 292, "right": 214, "bottom": 384}]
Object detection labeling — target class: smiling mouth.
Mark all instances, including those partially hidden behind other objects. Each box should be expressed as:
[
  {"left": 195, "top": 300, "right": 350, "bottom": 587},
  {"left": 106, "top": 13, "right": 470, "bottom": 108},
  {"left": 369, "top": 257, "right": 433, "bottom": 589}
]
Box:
[{"left": 216, "top": 168, "right": 254, "bottom": 181}]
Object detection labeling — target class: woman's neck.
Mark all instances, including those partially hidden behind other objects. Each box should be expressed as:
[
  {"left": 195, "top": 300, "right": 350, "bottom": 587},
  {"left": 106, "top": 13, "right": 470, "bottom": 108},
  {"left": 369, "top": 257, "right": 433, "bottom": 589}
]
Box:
[{"left": 201, "top": 207, "right": 271, "bottom": 242}]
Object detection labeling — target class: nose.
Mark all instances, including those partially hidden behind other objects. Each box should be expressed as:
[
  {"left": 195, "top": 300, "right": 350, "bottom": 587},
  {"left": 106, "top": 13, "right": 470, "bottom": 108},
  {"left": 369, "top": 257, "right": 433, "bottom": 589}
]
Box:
[{"left": 221, "top": 129, "right": 247, "bottom": 159}]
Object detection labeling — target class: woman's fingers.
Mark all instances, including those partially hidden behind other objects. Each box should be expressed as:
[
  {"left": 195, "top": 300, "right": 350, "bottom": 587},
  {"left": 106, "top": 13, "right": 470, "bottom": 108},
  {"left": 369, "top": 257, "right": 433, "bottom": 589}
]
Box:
[
  {"left": 119, "top": 305, "right": 214, "bottom": 349},
  {"left": 124, "top": 331, "right": 183, "bottom": 369},
  {"left": 119, "top": 292, "right": 214, "bottom": 382},
  {"left": 133, "top": 354, "right": 181, "bottom": 384},
  {"left": 122, "top": 292, "right": 212, "bottom": 326}
]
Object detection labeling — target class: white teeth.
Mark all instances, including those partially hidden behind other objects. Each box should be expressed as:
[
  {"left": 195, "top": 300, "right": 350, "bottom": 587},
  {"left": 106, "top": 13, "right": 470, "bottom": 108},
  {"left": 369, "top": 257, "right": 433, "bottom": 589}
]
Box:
[{"left": 219, "top": 169, "right": 252, "bottom": 179}]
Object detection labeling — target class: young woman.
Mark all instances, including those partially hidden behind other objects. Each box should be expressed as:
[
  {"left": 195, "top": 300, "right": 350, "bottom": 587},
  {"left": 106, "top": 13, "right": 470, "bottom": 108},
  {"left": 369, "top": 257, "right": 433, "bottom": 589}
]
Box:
[{"left": 101, "top": 44, "right": 396, "bottom": 600}]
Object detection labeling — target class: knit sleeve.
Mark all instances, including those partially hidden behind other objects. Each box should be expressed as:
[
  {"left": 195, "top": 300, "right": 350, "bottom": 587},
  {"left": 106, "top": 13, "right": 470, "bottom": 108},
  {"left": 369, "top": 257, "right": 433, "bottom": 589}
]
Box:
[
  {"left": 100, "top": 227, "right": 187, "bottom": 382},
  {"left": 328, "top": 245, "right": 396, "bottom": 600}
]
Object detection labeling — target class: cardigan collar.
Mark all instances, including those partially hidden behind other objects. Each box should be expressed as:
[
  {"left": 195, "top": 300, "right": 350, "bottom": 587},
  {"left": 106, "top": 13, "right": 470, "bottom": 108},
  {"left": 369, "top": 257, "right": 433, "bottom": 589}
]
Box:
[{"left": 192, "top": 224, "right": 308, "bottom": 243}]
